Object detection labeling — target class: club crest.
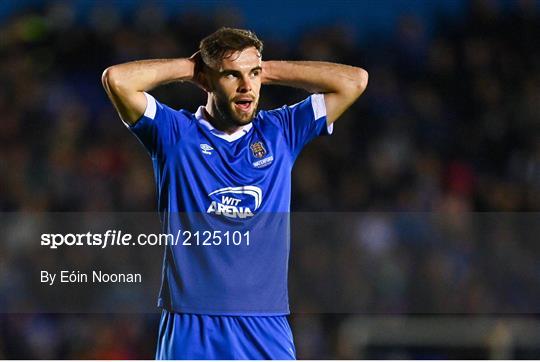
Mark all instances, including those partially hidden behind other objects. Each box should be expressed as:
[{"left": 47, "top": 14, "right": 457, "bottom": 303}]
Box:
[{"left": 250, "top": 141, "right": 267, "bottom": 158}]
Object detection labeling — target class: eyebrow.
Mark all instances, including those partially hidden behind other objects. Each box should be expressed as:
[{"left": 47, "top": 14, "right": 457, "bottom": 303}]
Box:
[{"left": 219, "top": 66, "right": 262, "bottom": 76}]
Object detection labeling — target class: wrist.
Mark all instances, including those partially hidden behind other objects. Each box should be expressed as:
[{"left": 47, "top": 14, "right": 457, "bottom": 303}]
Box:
[
  {"left": 261, "top": 61, "right": 290, "bottom": 85},
  {"left": 175, "top": 58, "right": 196, "bottom": 82},
  {"left": 261, "top": 60, "right": 274, "bottom": 85}
]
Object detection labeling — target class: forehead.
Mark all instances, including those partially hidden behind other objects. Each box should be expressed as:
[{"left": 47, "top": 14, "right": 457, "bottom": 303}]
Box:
[{"left": 218, "top": 47, "right": 262, "bottom": 71}]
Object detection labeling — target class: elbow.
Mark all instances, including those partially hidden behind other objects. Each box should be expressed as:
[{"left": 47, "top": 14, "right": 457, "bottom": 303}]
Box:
[
  {"left": 358, "top": 68, "right": 368, "bottom": 91},
  {"left": 101, "top": 66, "right": 127, "bottom": 95},
  {"left": 101, "top": 67, "right": 113, "bottom": 91},
  {"left": 342, "top": 68, "right": 368, "bottom": 99},
  {"left": 353, "top": 68, "right": 368, "bottom": 96}
]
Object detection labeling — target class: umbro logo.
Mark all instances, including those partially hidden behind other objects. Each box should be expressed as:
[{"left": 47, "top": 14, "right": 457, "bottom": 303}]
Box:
[{"left": 200, "top": 143, "right": 213, "bottom": 155}]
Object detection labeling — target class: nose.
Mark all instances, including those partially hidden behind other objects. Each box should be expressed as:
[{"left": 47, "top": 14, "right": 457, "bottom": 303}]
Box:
[{"left": 237, "top": 75, "right": 252, "bottom": 93}]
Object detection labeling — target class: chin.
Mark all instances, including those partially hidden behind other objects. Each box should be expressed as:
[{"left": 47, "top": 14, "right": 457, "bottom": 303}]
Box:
[
  {"left": 235, "top": 115, "right": 255, "bottom": 125},
  {"left": 230, "top": 108, "right": 257, "bottom": 126}
]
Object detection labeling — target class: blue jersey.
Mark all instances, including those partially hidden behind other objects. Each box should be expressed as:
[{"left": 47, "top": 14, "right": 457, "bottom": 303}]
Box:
[{"left": 129, "top": 92, "right": 331, "bottom": 315}]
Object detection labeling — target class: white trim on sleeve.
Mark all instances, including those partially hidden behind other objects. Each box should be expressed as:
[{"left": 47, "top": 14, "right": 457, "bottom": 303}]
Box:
[
  {"left": 311, "top": 93, "right": 326, "bottom": 120},
  {"left": 311, "top": 93, "right": 333, "bottom": 134},
  {"left": 327, "top": 122, "right": 334, "bottom": 134},
  {"left": 143, "top": 92, "right": 157, "bottom": 120}
]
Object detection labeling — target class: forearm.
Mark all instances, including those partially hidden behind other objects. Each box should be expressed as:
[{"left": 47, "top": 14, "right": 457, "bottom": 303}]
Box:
[
  {"left": 102, "top": 58, "right": 196, "bottom": 125},
  {"left": 262, "top": 60, "right": 368, "bottom": 124},
  {"left": 262, "top": 60, "right": 367, "bottom": 94},
  {"left": 103, "top": 58, "right": 195, "bottom": 93}
]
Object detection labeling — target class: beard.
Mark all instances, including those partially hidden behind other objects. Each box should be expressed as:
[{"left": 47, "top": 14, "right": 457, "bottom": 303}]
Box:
[{"left": 214, "top": 96, "right": 258, "bottom": 127}]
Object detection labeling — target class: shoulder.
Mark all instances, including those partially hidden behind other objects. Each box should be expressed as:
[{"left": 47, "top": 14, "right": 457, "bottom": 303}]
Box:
[
  {"left": 177, "top": 108, "right": 197, "bottom": 123},
  {"left": 255, "top": 107, "right": 284, "bottom": 130},
  {"left": 257, "top": 95, "right": 321, "bottom": 124},
  {"left": 157, "top": 101, "right": 197, "bottom": 133},
  {"left": 144, "top": 93, "right": 196, "bottom": 124}
]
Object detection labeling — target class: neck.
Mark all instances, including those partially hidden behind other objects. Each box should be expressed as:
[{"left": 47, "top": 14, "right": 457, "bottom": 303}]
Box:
[{"left": 204, "top": 96, "right": 242, "bottom": 135}]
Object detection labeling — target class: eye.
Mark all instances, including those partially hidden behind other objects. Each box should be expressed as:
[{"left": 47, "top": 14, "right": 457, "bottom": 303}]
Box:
[
  {"left": 225, "top": 73, "right": 236, "bottom": 79},
  {"left": 251, "top": 70, "right": 261, "bottom": 77}
]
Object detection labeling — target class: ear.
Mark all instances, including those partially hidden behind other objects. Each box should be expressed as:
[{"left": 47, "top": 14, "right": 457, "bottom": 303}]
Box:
[
  {"left": 191, "top": 51, "right": 212, "bottom": 92},
  {"left": 198, "top": 70, "right": 212, "bottom": 93}
]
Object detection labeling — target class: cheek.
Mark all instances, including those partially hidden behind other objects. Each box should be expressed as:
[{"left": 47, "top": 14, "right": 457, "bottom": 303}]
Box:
[
  {"left": 217, "top": 81, "right": 237, "bottom": 97},
  {"left": 212, "top": 85, "right": 230, "bottom": 102},
  {"left": 254, "top": 79, "right": 262, "bottom": 92}
]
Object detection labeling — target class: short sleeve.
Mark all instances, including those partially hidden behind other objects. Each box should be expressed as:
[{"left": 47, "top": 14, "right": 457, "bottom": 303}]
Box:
[
  {"left": 268, "top": 94, "right": 332, "bottom": 160},
  {"left": 128, "top": 93, "right": 187, "bottom": 158}
]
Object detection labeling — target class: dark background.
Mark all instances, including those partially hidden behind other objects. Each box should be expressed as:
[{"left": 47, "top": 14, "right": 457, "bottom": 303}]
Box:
[{"left": 0, "top": 0, "right": 539, "bottom": 359}]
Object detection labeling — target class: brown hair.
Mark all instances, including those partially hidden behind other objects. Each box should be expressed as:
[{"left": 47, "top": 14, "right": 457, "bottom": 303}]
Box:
[{"left": 199, "top": 27, "right": 263, "bottom": 68}]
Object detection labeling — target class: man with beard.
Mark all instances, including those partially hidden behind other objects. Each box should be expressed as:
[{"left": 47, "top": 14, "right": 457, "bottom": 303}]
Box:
[{"left": 102, "top": 27, "right": 368, "bottom": 359}]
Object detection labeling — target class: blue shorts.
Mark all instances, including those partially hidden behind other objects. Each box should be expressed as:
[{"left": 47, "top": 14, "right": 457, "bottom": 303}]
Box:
[{"left": 155, "top": 310, "right": 297, "bottom": 360}]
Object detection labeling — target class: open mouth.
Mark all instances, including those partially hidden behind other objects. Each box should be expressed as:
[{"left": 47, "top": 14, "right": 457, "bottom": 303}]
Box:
[{"left": 234, "top": 99, "right": 253, "bottom": 112}]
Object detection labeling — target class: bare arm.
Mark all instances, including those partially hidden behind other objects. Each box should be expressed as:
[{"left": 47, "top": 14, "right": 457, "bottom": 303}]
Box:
[
  {"left": 261, "top": 61, "right": 368, "bottom": 124},
  {"left": 101, "top": 58, "right": 198, "bottom": 125}
]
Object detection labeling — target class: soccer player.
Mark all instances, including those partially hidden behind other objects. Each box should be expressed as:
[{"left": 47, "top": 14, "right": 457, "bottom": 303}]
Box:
[{"left": 102, "top": 27, "right": 367, "bottom": 359}]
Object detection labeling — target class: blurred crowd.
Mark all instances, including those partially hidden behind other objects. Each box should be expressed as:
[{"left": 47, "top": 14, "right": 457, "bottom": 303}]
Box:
[{"left": 0, "top": 0, "right": 539, "bottom": 358}]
